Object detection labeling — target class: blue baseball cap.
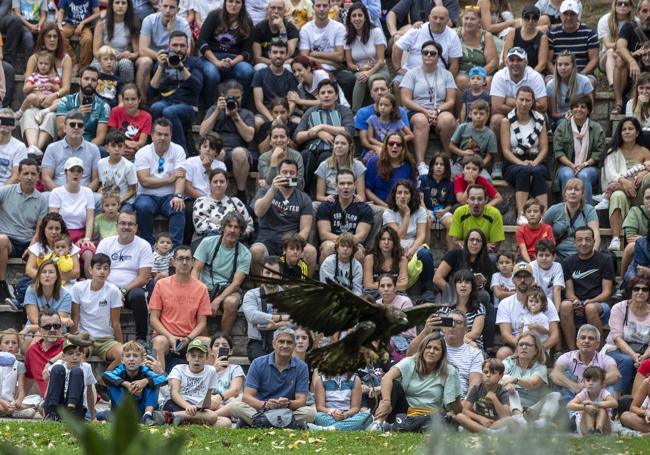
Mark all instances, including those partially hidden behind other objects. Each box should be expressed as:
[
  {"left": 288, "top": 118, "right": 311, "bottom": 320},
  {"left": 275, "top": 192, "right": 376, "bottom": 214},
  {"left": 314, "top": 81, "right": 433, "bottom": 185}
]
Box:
[{"left": 468, "top": 66, "right": 487, "bottom": 79}]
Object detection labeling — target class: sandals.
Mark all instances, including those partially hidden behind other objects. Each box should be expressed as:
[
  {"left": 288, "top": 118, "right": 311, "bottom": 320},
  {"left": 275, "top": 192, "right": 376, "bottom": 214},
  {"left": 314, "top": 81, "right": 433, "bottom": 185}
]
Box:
[{"left": 611, "top": 104, "right": 623, "bottom": 115}]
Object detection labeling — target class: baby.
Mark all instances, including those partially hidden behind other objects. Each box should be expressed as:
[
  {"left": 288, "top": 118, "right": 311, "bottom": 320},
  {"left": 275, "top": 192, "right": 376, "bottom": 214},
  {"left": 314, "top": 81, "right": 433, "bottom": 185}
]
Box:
[
  {"left": 40, "top": 234, "right": 74, "bottom": 285},
  {"left": 520, "top": 286, "right": 550, "bottom": 344}
]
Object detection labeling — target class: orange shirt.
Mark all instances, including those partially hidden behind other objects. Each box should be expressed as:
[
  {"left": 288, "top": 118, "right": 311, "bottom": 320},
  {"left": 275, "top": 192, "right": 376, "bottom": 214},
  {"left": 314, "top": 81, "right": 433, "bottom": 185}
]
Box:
[{"left": 149, "top": 276, "right": 212, "bottom": 337}]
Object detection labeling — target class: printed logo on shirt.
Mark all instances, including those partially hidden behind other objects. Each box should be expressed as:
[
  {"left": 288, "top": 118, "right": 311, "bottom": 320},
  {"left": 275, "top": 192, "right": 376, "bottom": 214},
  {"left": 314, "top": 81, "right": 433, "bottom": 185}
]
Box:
[
  {"left": 111, "top": 252, "right": 133, "bottom": 262},
  {"left": 98, "top": 299, "right": 108, "bottom": 307},
  {"left": 572, "top": 269, "right": 598, "bottom": 280}
]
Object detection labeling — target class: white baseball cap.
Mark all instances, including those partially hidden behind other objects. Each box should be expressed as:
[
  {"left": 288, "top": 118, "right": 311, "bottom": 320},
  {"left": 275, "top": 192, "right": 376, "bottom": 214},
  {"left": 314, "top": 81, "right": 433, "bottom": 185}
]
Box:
[
  {"left": 64, "top": 157, "right": 84, "bottom": 171},
  {"left": 560, "top": 0, "right": 580, "bottom": 14}
]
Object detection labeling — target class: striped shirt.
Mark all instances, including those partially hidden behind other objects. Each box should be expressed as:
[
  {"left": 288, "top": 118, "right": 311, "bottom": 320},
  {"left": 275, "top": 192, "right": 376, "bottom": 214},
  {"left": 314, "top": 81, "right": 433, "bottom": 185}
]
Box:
[
  {"left": 446, "top": 343, "right": 484, "bottom": 398},
  {"left": 547, "top": 23, "right": 599, "bottom": 72},
  {"left": 440, "top": 303, "right": 487, "bottom": 349}
]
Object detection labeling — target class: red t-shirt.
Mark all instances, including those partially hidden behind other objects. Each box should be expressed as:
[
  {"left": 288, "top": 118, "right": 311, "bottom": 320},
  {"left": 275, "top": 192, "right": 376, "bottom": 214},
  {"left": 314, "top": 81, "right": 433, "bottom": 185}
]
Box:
[
  {"left": 453, "top": 175, "right": 498, "bottom": 199},
  {"left": 515, "top": 223, "right": 556, "bottom": 259},
  {"left": 639, "top": 359, "right": 650, "bottom": 376},
  {"left": 107, "top": 107, "right": 152, "bottom": 144},
  {"left": 24, "top": 338, "right": 64, "bottom": 395}
]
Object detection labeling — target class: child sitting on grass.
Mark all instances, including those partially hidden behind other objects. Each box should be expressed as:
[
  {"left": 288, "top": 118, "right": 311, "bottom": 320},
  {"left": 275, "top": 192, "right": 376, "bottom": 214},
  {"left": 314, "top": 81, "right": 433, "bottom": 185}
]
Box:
[
  {"left": 567, "top": 366, "right": 618, "bottom": 435},
  {"left": 0, "top": 330, "right": 35, "bottom": 418}
]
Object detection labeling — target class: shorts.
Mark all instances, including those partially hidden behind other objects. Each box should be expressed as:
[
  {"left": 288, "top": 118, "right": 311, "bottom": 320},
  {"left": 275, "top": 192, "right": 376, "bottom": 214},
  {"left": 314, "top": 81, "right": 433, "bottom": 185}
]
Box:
[
  {"left": 8, "top": 237, "right": 30, "bottom": 258},
  {"left": 428, "top": 209, "right": 452, "bottom": 224},
  {"left": 223, "top": 147, "right": 258, "bottom": 172},
  {"left": 90, "top": 337, "right": 120, "bottom": 361},
  {"left": 575, "top": 302, "right": 611, "bottom": 326},
  {"left": 163, "top": 400, "right": 186, "bottom": 412},
  {"left": 68, "top": 228, "right": 97, "bottom": 256}
]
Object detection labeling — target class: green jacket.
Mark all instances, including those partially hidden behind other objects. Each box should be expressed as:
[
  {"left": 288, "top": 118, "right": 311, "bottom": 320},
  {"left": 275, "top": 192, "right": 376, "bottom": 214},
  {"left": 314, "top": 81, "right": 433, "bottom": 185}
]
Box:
[{"left": 551, "top": 119, "right": 606, "bottom": 191}]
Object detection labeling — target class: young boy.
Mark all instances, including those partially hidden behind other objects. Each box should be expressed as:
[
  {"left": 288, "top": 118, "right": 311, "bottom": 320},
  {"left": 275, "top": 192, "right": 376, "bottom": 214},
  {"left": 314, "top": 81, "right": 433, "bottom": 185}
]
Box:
[
  {"left": 454, "top": 358, "right": 510, "bottom": 432},
  {"left": 98, "top": 129, "right": 137, "bottom": 209},
  {"left": 491, "top": 251, "right": 516, "bottom": 307},
  {"left": 515, "top": 198, "right": 555, "bottom": 261},
  {"left": 453, "top": 156, "right": 503, "bottom": 207},
  {"left": 280, "top": 233, "right": 309, "bottom": 279},
  {"left": 530, "top": 240, "right": 565, "bottom": 313},
  {"left": 102, "top": 341, "right": 168, "bottom": 424},
  {"left": 71, "top": 253, "right": 124, "bottom": 371},
  {"left": 94, "top": 45, "right": 123, "bottom": 108},
  {"left": 56, "top": 0, "right": 100, "bottom": 68},
  {"left": 567, "top": 366, "right": 618, "bottom": 435},
  {"left": 154, "top": 339, "right": 219, "bottom": 426},
  {"left": 44, "top": 339, "right": 96, "bottom": 421},
  {"left": 450, "top": 99, "right": 497, "bottom": 180},
  {"left": 459, "top": 66, "right": 491, "bottom": 124},
  {"left": 152, "top": 232, "right": 174, "bottom": 282}
]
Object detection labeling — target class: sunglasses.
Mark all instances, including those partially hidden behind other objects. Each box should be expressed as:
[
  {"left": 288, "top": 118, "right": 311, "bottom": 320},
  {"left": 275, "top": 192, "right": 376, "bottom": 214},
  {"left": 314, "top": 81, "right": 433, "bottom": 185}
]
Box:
[
  {"left": 158, "top": 156, "right": 165, "bottom": 174},
  {"left": 616, "top": 1, "right": 631, "bottom": 6},
  {"left": 523, "top": 14, "right": 539, "bottom": 21},
  {"left": 41, "top": 323, "right": 62, "bottom": 331},
  {"left": 422, "top": 50, "right": 438, "bottom": 57},
  {"left": 517, "top": 341, "right": 534, "bottom": 348},
  {"left": 67, "top": 122, "right": 84, "bottom": 129},
  {"left": 387, "top": 141, "right": 403, "bottom": 147},
  {"left": 633, "top": 286, "right": 650, "bottom": 292}
]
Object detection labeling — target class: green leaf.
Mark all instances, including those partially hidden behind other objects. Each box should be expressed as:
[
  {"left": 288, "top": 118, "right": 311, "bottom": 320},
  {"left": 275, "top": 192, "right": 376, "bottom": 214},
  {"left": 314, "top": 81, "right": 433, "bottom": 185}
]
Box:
[
  {"left": 159, "top": 434, "right": 188, "bottom": 455},
  {"left": 0, "top": 443, "right": 27, "bottom": 455},
  {"left": 111, "top": 396, "right": 141, "bottom": 453},
  {"left": 59, "top": 407, "right": 107, "bottom": 455}
]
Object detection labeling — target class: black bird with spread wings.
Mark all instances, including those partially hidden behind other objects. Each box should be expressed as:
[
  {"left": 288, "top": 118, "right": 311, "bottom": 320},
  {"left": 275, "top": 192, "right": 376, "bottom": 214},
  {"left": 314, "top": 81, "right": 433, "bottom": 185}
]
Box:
[{"left": 254, "top": 274, "right": 443, "bottom": 375}]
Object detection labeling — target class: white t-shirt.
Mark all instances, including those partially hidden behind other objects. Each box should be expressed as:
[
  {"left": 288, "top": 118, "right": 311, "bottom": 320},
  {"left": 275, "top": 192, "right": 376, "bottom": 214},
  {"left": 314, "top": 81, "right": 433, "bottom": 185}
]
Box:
[
  {"left": 246, "top": 0, "right": 268, "bottom": 25},
  {"left": 0, "top": 137, "right": 27, "bottom": 185},
  {"left": 301, "top": 69, "right": 350, "bottom": 107},
  {"left": 184, "top": 156, "right": 226, "bottom": 198},
  {"left": 490, "top": 272, "right": 515, "bottom": 307},
  {"left": 299, "top": 19, "right": 346, "bottom": 71},
  {"left": 400, "top": 65, "right": 457, "bottom": 110},
  {"left": 97, "top": 157, "right": 138, "bottom": 203},
  {"left": 191, "top": 0, "right": 223, "bottom": 22},
  {"left": 446, "top": 343, "right": 483, "bottom": 398},
  {"left": 344, "top": 27, "right": 387, "bottom": 68},
  {"left": 490, "top": 66, "right": 547, "bottom": 101},
  {"left": 48, "top": 360, "right": 96, "bottom": 410},
  {"left": 213, "top": 363, "right": 245, "bottom": 402},
  {"left": 168, "top": 364, "right": 219, "bottom": 406},
  {"left": 520, "top": 311, "right": 550, "bottom": 344},
  {"left": 96, "top": 235, "right": 154, "bottom": 288},
  {"left": 530, "top": 260, "right": 565, "bottom": 303},
  {"left": 396, "top": 24, "right": 463, "bottom": 72},
  {"left": 496, "top": 293, "right": 560, "bottom": 338},
  {"left": 134, "top": 143, "right": 187, "bottom": 197},
  {"left": 48, "top": 186, "right": 95, "bottom": 229},
  {"left": 382, "top": 206, "right": 427, "bottom": 249},
  {"left": 71, "top": 280, "right": 123, "bottom": 338}
]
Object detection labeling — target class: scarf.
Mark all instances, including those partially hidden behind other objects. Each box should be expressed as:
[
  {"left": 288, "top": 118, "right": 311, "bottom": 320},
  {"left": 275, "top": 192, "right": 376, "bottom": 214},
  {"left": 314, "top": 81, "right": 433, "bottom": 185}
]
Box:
[
  {"left": 307, "top": 107, "right": 342, "bottom": 154},
  {"left": 507, "top": 109, "right": 545, "bottom": 156},
  {"left": 571, "top": 118, "right": 589, "bottom": 165}
]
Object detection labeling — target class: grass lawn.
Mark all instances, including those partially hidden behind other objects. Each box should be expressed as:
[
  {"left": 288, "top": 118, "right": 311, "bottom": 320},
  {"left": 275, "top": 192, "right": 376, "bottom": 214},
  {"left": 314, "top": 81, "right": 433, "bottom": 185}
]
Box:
[{"left": 1, "top": 421, "right": 650, "bottom": 455}]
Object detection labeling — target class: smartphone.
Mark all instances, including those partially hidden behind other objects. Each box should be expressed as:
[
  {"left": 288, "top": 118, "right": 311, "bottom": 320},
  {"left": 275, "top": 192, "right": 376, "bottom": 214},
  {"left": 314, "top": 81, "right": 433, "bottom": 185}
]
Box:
[
  {"left": 439, "top": 317, "right": 455, "bottom": 327},
  {"left": 287, "top": 177, "right": 298, "bottom": 187},
  {"left": 0, "top": 117, "right": 15, "bottom": 127},
  {"left": 82, "top": 95, "right": 93, "bottom": 105},
  {"left": 218, "top": 347, "right": 229, "bottom": 358}
]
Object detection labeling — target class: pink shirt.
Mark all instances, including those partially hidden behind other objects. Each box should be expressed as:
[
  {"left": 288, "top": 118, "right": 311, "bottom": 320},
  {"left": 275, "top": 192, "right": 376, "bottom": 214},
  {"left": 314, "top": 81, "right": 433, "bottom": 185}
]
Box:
[{"left": 606, "top": 300, "right": 650, "bottom": 346}]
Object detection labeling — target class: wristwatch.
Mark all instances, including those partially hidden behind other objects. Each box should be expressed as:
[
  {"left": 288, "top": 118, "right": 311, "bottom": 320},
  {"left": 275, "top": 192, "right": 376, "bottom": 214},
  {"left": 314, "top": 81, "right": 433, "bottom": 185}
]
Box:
[{"left": 174, "top": 193, "right": 184, "bottom": 199}]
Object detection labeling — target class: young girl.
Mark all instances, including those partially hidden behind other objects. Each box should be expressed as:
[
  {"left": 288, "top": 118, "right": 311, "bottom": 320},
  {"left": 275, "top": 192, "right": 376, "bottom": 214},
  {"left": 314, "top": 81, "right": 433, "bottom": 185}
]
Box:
[
  {"left": 520, "top": 285, "right": 550, "bottom": 345},
  {"left": 208, "top": 334, "right": 244, "bottom": 427},
  {"left": 0, "top": 330, "right": 32, "bottom": 418},
  {"left": 319, "top": 233, "right": 363, "bottom": 295},
  {"left": 366, "top": 94, "right": 414, "bottom": 160},
  {"left": 310, "top": 371, "right": 373, "bottom": 431},
  {"left": 567, "top": 366, "right": 618, "bottom": 435},
  {"left": 490, "top": 251, "right": 515, "bottom": 307},
  {"left": 419, "top": 153, "right": 454, "bottom": 229},
  {"left": 15, "top": 51, "right": 62, "bottom": 119},
  {"left": 93, "top": 192, "right": 120, "bottom": 241},
  {"left": 546, "top": 51, "right": 593, "bottom": 128},
  {"left": 314, "top": 132, "right": 366, "bottom": 202}
]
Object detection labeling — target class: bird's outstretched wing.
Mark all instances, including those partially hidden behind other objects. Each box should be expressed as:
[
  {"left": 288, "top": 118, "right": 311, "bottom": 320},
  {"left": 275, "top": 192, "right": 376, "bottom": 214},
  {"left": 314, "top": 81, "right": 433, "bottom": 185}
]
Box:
[
  {"left": 385, "top": 303, "right": 445, "bottom": 337},
  {"left": 307, "top": 321, "right": 379, "bottom": 375},
  {"left": 253, "top": 274, "right": 382, "bottom": 336}
]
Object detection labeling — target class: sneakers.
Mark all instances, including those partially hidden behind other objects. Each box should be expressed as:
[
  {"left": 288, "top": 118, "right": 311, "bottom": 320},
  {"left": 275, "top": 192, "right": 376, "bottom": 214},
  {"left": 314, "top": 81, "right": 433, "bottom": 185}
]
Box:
[
  {"left": 368, "top": 421, "right": 384, "bottom": 432},
  {"left": 594, "top": 199, "right": 609, "bottom": 210},
  {"left": 13, "top": 408, "right": 37, "bottom": 419},
  {"left": 0, "top": 281, "right": 13, "bottom": 300},
  {"left": 517, "top": 215, "right": 528, "bottom": 226},
  {"left": 26, "top": 145, "right": 43, "bottom": 159},
  {"left": 608, "top": 237, "right": 621, "bottom": 251},
  {"left": 307, "top": 423, "right": 335, "bottom": 431},
  {"left": 142, "top": 413, "right": 155, "bottom": 426},
  {"left": 592, "top": 193, "right": 604, "bottom": 203},
  {"left": 151, "top": 410, "right": 184, "bottom": 425},
  {"left": 417, "top": 162, "right": 429, "bottom": 178},
  {"left": 491, "top": 161, "right": 503, "bottom": 180}
]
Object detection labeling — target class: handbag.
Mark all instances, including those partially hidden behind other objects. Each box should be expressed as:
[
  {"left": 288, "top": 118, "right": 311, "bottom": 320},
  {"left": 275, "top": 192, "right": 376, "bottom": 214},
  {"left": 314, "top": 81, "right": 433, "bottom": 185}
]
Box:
[{"left": 252, "top": 408, "right": 301, "bottom": 429}]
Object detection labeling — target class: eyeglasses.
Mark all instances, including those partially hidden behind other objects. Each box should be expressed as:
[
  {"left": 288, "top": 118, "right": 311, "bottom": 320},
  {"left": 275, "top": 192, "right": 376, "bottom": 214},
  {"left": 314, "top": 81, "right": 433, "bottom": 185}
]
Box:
[
  {"left": 175, "top": 257, "right": 193, "bottom": 263},
  {"left": 158, "top": 157, "right": 165, "bottom": 174},
  {"left": 517, "top": 341, "right": 534, "bottom": 348},
  {"left": 523, "top": 14, "right": 539, "bottom": 21},
  {"left": 422, "top": 50, "right": 438, "bottom": 57},
  {"left": 451, "top": 320, "right": 465, "bottom": 326},
  {"left": 41, "top": 323, "right": 62, "bottom": 331},
  {"left": 633, "top": 286, "right": 650, "bottom": 292},
  {"left": 387, "top": 141, "right": 403, "bottom": 147},
  {"left": 67, "top": 122, "right": 84, "bottom": 129},
  {"left": 118, "top": 221, "right": 136, "bottom": 227},
  {"left": 616, "top": 1, "right": 631, "bottom": 6}
]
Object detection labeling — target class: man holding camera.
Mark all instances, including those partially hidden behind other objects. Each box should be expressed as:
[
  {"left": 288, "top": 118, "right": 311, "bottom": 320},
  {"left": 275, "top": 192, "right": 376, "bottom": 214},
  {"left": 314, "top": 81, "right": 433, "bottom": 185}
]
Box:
[
  {"left": 199, "top": 80, "right": 255, "bottom": 202},
  {"left": 250, "top": 159, "right": 317, "bottom": 275},
  {"left": 55, "top": 66, "right": 110, "bottom": 147},
  {"left": 192, "top": 212, "right": 251, "bottom": 338},
  {"left": 150, "top": 31, "right": 203, "bottom": 153}
]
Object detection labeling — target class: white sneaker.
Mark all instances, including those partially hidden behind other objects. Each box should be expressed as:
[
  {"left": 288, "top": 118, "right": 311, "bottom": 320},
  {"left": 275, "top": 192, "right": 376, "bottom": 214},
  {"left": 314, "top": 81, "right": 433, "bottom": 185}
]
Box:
[
  {"left": 491, "top": 161, "right": 503, "bottom": 179},
  {"left": 592, "top": 193, "right": 604, "bottom": 203},
  {"left": 594, "top": 199, "right": 609, "bottom": 210},
  {"left": 13, "top": 408, "right": 37, "bottom": 419},
  {"left": 27, "top": 145, "right": 42, "bottom": 158},
  {"left": 517, "top": 215, "right": 528, "bottom": 226},
  {"left": 608, "top": 237, "right": 621, "bottom": 251},
  {"left": 417, "top": 162, "right": 429, "bottom": 177}
]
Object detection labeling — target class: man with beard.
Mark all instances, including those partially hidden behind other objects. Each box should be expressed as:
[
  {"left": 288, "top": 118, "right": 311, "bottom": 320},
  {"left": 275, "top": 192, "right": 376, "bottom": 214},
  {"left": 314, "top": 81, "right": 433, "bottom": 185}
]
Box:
[
  {"left": 192, "top": 212, "right": 251, "bottom": 338},
  {"left": 613, "top": 0, "right": 650, "bottom": 114},
  {"left": 448, "top": 184, "right": 504, "bottom": 252},
  {"left": 496, "top": 262, "right": 561, "bottom": 353},
  {"left": 242, "top": 256, "right": 291, "bottom": 361},
  {"left": 252, "top": 0, "right": 299, "bottom": 69},
  {"left": 24, "top": 309, "right": 65, "bottom": 395},
  {"left": 150, "top": 31, "right": 203, "bottom": 152}
]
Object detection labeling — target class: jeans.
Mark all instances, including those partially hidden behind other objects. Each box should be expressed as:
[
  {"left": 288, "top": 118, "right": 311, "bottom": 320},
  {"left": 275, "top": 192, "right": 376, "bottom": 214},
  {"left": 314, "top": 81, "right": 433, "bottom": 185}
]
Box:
[
  {"left": 19, "top": 25, "right": 35, "bottom": 60},
  {"left": 607, "top": 349, "right": 636, "bottom": 394},
  {"left": 125, "top": 287, "right": 149, "bottom": 341},
  {"left": 2, "top": 61, "right": 14, "bottom": 107},
  {"left": 417, "top": 247, "right": 434, "bottom": 292},
  {"left": 503, "top": 162, "right": 548, "bottom": 195},
  {"left": 558, "top": 166, "right": 600, "bottom": 205},
  {"left": 44, "top": 365, "right": 85, "bottom": 418},
  {"left": 108, "top": 382, "right": 159, "bottom": 414},
  {"left": 135, "top": 193, "right": 185, "bottom": 247},
  {"left": 199, "top": 57, "right": 255, "bottom": 108},
  {"left": 0, "top": 16, "right": 23, "bottom": 64},
  {"left": 247, "top": 339, "right": 272, "bottom": 363},
  {"left": 149, "top": 100, "right": 196, "bottom": 152}
]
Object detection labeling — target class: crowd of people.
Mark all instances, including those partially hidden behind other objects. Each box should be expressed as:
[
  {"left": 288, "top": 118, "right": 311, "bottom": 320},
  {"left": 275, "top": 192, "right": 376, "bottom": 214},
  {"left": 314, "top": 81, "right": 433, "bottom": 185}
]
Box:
[{"left": 0, "top": 0, "right": 650, "bottom": 437}]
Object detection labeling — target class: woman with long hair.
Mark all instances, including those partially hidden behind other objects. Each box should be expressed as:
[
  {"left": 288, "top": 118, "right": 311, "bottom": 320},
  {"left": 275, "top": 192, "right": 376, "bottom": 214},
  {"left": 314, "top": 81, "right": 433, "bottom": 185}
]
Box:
[
  {"left": 106, "top": 83, "right": 152, "bottom": 160},
  {"left": 92, "top": 0, "right": 139, "bottom": 81},
  {"left": 598, "top": 0, "right": 635, "bottom": 89},
  {"left": 546, "top": 51, "right": 593, "bottom": 128},
  {"left": 208, "top": 333, "right": 245, "bottom": 427},
  {"left": 456, "top": 6, "right": 498, "bottom": 91},
  {"left": 289, "top": 55, "right": 350, "bottom": 109},
  {"left": 477, "top": 0, "right": 515, "bottom": 52},
  {"left": 439, "top": 269, "right": 486, "bottom": 349},
  {"left": 25, "top": 213, "right": 80, "bottom": 283},
  {"left": 625, "top": 73, "right": 650, "bottom": 148},
  {"left": 363, "top": 226, "right": 408, "bottom": 298},
  {"left": 315, "top": 131, "right": 366, "bottom": 202},
  {"left": 197, "top": 0, "right": 255, "bottom": 107}
]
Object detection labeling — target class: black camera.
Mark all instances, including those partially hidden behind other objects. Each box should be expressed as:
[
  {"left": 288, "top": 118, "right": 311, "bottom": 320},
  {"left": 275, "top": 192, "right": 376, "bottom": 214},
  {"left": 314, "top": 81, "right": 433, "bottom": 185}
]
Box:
[
  {"left": 226, "top": 96, "right": 239, "bottom": 111},
  {"left": 168, "top": 51, "right": 181, "bottom": 67}
]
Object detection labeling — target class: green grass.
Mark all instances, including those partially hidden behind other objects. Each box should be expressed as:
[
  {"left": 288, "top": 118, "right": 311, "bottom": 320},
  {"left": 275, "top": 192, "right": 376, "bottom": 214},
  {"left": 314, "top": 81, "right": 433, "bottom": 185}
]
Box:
[{"left": 2, "top": 421, "right": 650, "bottom": 455}]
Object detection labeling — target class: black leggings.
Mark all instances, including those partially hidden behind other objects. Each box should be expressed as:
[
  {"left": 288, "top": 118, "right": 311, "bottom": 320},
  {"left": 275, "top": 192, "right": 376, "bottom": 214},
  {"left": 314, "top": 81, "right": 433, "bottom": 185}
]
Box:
[{"left": 125, "top": 287, "right": 148, "bottom": 341}]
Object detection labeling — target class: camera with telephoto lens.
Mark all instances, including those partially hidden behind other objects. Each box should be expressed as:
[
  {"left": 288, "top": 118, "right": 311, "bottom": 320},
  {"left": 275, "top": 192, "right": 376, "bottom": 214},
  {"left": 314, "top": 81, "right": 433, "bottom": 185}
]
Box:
[
  {"left": 226, "top": 96, "right": 239, "bottom": 111},
  {"left": 167, "top": 50, "right": 181, "bottom": 67}
]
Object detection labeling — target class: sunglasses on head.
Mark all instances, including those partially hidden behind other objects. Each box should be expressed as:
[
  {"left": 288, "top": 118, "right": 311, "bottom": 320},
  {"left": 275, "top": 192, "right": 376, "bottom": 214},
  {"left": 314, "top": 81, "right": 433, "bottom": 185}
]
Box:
[{"left": 41, "top": 323, "right": 62, "bottom": 330}]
